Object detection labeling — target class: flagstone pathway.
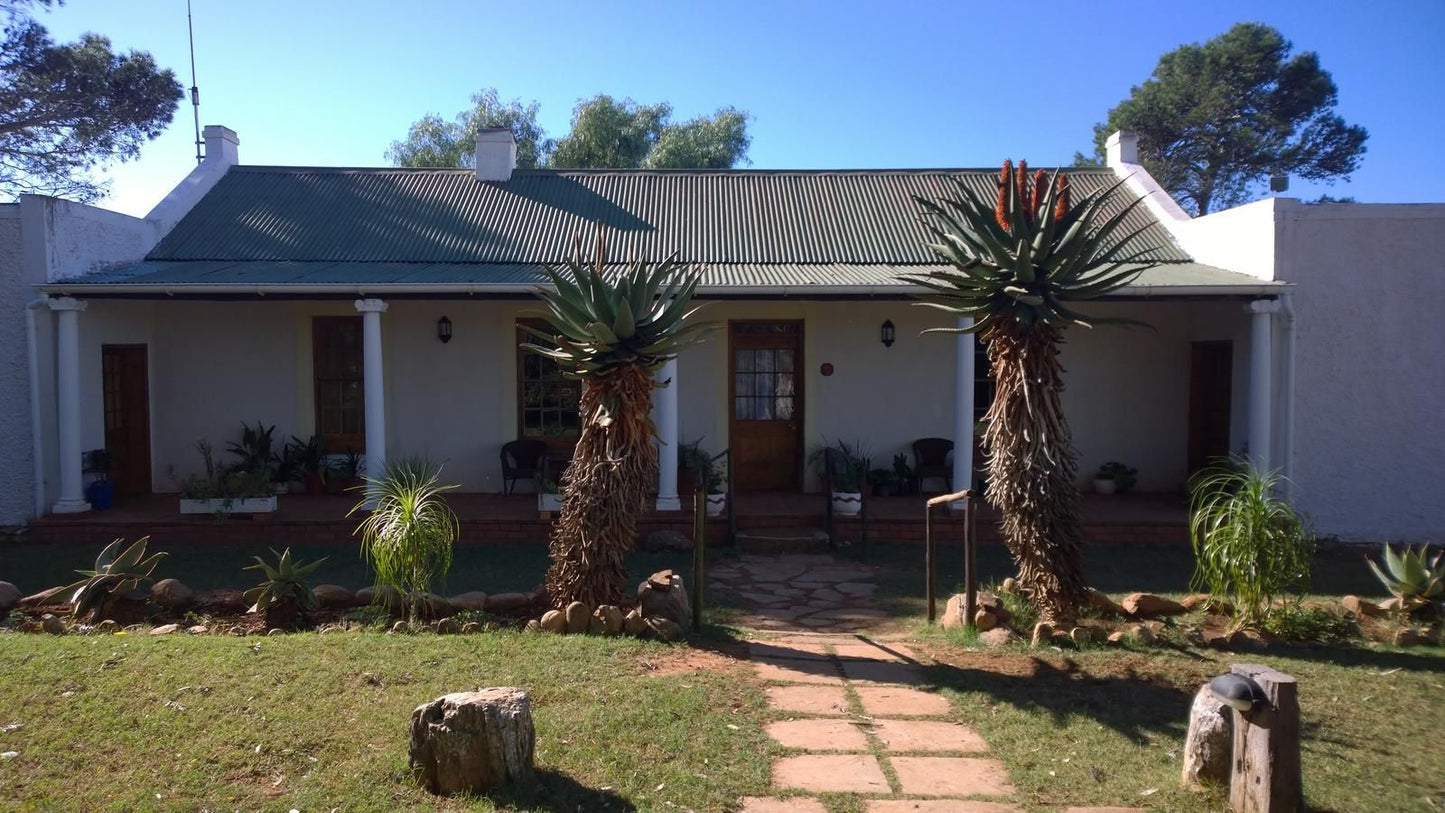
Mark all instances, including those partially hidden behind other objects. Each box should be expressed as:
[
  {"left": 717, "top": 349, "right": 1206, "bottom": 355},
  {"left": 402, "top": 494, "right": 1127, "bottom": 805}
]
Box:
[
  {"left": 741, "top": 635, "right": 1144, "bottom": 813},
  {"left": 709, "top": 555, "right": 892, "bottom": 632}
]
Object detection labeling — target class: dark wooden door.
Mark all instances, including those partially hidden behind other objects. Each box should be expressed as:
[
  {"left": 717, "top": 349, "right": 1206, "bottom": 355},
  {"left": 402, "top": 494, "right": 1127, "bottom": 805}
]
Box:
[
  {"left": 1188, "top": 341, "right": 1233, "bottom": 474},
  {"left": 730, "top": 321, "right": 803, "bottom": 491},
  {"left": 102, "top": 345, "right": 151, "bottom": 494}
]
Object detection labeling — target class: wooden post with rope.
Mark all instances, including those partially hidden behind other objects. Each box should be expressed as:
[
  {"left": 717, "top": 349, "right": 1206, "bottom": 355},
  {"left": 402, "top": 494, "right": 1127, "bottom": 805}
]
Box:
[{"left": 925, "top": 488, "right": 974, "bottom": 626}]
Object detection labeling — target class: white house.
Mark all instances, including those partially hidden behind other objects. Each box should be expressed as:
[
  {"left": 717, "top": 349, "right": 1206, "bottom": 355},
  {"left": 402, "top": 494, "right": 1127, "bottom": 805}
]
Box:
[{"left": 3, "top": 126, "right": 1438, "bottom": 543}]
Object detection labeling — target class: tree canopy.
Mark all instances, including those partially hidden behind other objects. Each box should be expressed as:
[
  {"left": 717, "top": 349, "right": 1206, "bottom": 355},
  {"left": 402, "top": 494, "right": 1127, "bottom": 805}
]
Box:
[
  {"left": 1089, "top": 23, "right": 1367, "bottom": 215},
  {"left": 389, "top": 89, "right": 750, "bottom": 171},
  {"left": 0, "top": 2, "right": 182, "bottom": 201}
]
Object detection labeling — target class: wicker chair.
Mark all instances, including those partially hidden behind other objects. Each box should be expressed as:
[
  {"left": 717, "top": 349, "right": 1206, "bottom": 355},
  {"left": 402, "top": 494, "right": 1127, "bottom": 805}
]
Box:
[
  {"left": 911, "top": 437, "right": 954, "bottom": 494},
  {"left": 500, "top": 439, "right": 548, "bottom": 495}
]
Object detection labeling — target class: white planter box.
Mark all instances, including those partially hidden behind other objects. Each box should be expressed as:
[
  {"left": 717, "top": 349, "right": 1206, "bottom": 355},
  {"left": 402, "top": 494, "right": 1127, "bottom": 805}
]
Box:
[
  {"left": 538, "top": 493, "right": 563, "bottom": 513},
  {"left": 179, "top": 496, "right": 278, "bottom": 515},
  {"left": 705, "top": 492, "right": 727, "bottom": 517},
  {"left": 831, "top": 491, "right": 863, "bottom": 517}
]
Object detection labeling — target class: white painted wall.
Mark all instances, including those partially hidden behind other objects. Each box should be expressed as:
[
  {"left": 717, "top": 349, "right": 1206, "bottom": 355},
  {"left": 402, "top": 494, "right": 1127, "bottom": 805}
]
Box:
[
  {"left": 0, "top": 205, "right": 28, "bottom": 527},
  {"left": 1274, "top": 202, "right": 1445, "bottom": 541}
]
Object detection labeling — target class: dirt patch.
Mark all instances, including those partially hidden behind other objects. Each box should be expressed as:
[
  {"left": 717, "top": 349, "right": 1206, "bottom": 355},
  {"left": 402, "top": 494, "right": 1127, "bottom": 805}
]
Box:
[{"left": 636, "top": 645, "right": 741, "bottom": 676}]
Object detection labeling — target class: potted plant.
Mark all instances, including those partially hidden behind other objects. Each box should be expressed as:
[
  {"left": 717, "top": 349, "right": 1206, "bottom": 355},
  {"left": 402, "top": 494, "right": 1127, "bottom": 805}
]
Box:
[
  {"left": 327, "top": 448, "right": 365, "bottom": 494},
  {"left": 867, "top": 467, "right": 895, "bottom": 497},
  {"left": 537, "top": 470, "right": 563, "bottom": 513},
  {"left": 289, "top": 434, "right": 328, "bottom": 496},
  {"left": 83, "top": 448, "right": 114, "bottom": 510},
  {"left": 271, "top": 442, "right": 299, "bottom": 495},
  {"left": 677, "top": 438, "right": 704, "bottom": 496},
  {"left": 172, "top": 440, "right": 278, "bottom": 515},
  {"left": 1094, "top": 461, "right": 1138, "bottom": 495},
  {"left": 892, "top": 452, "right": 916, "bottom": 496},
  {"left": 810, "top": 439, "right": 868, "bottom": 517},
  {"left": 701, "top": 452, "right": 727, "bottom": 517}
]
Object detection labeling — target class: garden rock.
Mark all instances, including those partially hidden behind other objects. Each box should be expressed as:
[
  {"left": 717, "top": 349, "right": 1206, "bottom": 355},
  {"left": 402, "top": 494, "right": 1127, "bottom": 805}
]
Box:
[
  {"left": 96, "top": 619, "right": 119, "bottom": 634},
  {"left": 522, "top": 619, "right": 541, "bottom": 633},
  {"left": 1181, "top": 593, "right": 1234, "bottom": 615},
  {"left": 1394, "top": 628, "right": 1427, "bottom": 647},
  {"left": 434, "top": 618, "right": 461, "bottom": 635},
  {"left": 1030, "top": 621, "right": 1054, "bottom": 647},
  {"left": 412, "top": 592, "right": 455, "bottom": 618},
  {"left": 645, "top": 616, "right": 684, "bottom": 641},
  {"left": 0, "top": 581, "right": 20, "bottom": 613},
  {"left": 595, "top": 605, "right": 623, "bottom": 636},
  {"left": 641, "top": 529, "right": 692, "bottom": 552},
  {"left": 408, "top": 687, "right": 535, "bottom": 796},
  {"left": 20, "top": 585, "right": 66, "bottom": 608},
  {"left": 450, "top": 591, "right": 488, "bottom": 611},
  {"left": 1070, "top": 626, "right": 1102, "bottom": 645},
  {"left": 267, "top": 628, "right": 285, "bottom": 636},
  {"left": 539, "top": 610, "right": 566, "bottom": 633},
  {"left": 150, "top": 624, "right": 180, "bottom": 636},
  {"left": 484, "top": 592, "right": 531, "bottom": 613},
  {"left": 312, "top": 584, "right": 358, "bottom": 609},
  {"left": 623, "top": 608, "right": 647, "bottom": 636},
  {"left": 150, "top": 579, "right": 195, "bottom": 610},
  {"left": 389, "top": 620, "right": 409, "bottom": 634},
  {"left": 186, "top": 625, "right": 208, "bottom": 635},
  {"left": 358, "top": 585, "right": 403, "bottom": 609},
  {"left": 1122, "top": 592, "right": 1187, "bottom": 618},
  {"left": 974, "top": 609, "right": 999, "bottom": 632},
  {"left": 564, "top": 601, "right": 591, "bottom": 634},
  {"left": 638, "top": 570, "right": 690, "bottom": 628},
  {"left": 1086, "top": 588, "right": 1127, "bottom": 617},
  {"left": 1182, "top": 683, "right": 1232, "bottom": 788},
  {"left": 999, "top": 577, "right": 1018, "bottom": 594},
  {"left": 939, "top": 594, "right": 970, "bottom": 629},
  {"left": 979, "top": 627, "right": 1016, "bottom": 647},
  {"left": 195, "top": 588, "right": 247, "bottom": 615},
  {"left": 40, "top": 614, "right": 64, "bottom": 635},
  {"left": 460, "top": 622, "right": 482, "bottom": 634},
  {"left": 1340, "top": 595, "right": 1384, "bottom": 618}
]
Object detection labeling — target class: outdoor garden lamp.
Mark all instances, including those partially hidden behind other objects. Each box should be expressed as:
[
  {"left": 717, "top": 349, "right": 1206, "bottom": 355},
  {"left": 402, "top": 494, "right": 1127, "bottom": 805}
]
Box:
[
  {"left": 1209, "top": 673, "right": 1267, "bottom": 713},
  {"left": 437, "top": 315, "right": 452, "bottom": 344},
  {"left": 881, "top": 319, "right": 895, "bottom": 347}
]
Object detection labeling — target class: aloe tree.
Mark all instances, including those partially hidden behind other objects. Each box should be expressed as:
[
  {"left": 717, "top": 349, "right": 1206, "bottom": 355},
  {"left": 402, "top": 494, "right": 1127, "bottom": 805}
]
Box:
[
  {"left": 905, "top": 162, "right": 1164, "bottom": 624},
  {"left": 521, "top": 230, "right": 711, "bottom": 608}
]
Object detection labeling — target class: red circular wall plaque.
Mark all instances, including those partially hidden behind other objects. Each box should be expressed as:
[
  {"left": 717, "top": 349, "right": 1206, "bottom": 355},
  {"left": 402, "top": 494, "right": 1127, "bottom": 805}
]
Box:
[{"left": 820, "top": 363, "right": 834, "bottom": 376}]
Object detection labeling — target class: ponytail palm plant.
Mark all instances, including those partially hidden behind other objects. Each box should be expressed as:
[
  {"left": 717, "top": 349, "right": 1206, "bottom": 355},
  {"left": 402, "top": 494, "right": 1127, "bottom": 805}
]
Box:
[
  {"left": 905, "top": 162, "right": 1164, "bottom": 624},
  {"left": 521, "top": 230, "right": 712, "bottom": 608}
]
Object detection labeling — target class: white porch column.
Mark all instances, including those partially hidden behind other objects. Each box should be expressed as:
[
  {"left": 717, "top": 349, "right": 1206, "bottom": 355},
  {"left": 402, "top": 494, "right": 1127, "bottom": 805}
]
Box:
[
  {"left": 654, "top": 356, "right": 680, "bottom": 511},
  {"left": 951, "top": 317, "right": 975, "bottom": 511},
  {"left": 49, "top": 297, "right": 89, "bottom": 513},
  {"left": 1247, "top": 299, "right": 1279, "bottom": 473},
  {"left": 356, "top": 298, "right": 388, "bottom": 502}
]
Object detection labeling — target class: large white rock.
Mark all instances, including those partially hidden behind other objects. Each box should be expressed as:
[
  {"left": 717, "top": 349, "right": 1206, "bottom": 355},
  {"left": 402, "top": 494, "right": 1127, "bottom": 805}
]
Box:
[
  {"left": 1182, "top": 682, "right": 1233, "bottom": 788},
  {"left": 0, "top": 582, "right": 20, "bottom": 613},
  {"left": 638, "top": 570, "right": 690, "bottom": 628},
  {"left": 408, "top": 688, "right": 535, "bottom": 796}
]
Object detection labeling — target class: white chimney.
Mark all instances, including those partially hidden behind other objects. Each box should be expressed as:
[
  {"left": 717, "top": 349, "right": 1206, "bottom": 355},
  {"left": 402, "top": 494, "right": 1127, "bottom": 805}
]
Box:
[
  {"left": 1105, "top": 130, "right": 1138, "bottom": 167},
  {"left": 202, "top": 124, "right": 240, "bottom": 165},
  {"left": 475, "top": 128, "right": 516, "bottom": 182}
]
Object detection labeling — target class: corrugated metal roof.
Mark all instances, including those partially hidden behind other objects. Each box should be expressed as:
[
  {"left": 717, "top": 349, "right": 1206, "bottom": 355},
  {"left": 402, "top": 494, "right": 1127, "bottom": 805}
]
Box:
[
  {"left": 144, "top": 166, "right": 1193, "bottom": 265},
  {"left": 59, "top": 259, "right": 1281, "bottom": 294}
]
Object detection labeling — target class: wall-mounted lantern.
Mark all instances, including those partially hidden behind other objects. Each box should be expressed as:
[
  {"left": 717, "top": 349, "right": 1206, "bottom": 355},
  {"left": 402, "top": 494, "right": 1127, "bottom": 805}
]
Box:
[
  {"left": 437, "top": 315, "right": 453, "bottom": 344},
  {"left": 881, "top": 319, "right": 896, "bottom": 348}
]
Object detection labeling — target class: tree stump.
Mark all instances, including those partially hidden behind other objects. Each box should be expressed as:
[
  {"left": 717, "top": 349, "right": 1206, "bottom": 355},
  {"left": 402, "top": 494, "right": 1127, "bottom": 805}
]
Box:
[
  {"left": 408, "top": 688, "right": 535, "bottom": 796},
  {"left": 1227, "top": 664, "right": 1302, "bottom": 813},
  {"left": 1182, "top": 683, "right": 1232, "bottom": 787}
]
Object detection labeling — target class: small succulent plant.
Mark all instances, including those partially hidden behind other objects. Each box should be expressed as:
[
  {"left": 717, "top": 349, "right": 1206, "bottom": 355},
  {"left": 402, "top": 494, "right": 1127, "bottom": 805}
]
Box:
[
  {"left": 244, "top": 547, "right": 327, "bottom": 630},
  {"left": 1367, "top": 543, "right": 1444, "bottom": 614},
  {"left": 65, "top": 537, "right": 167, "bottom": 622}
]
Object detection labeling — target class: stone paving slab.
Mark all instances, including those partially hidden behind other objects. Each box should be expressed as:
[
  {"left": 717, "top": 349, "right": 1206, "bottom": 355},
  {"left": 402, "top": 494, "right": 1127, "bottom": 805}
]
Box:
[
  {"left": 854, "top": 686, "right": 954, "bottom": 717},
  {"left": 766, "top": 719, "right": 871, "bottom": 751},
  {"left": 773, "top": 754, "right": 891, "bottom": 794},
  {"left": 866, "top": 801, "right": 1024, "bottom": 813},
  {"left": 839, "top": 659, "right": 927, "bottom": 685},
  {"left": 890, "top": 757, "right": 1016, "bottom": 797},
  {"left": 833, "top": 641, "right": 919, "bottom": 662},
  {"left": 869, "top": 719, "right": 989, "bottom": 753},
  {"left": 739, "top": 797, "right": 831, "bottom": 813},
  {"left": 1062, "top": 808, "right": 1147, "bottom": 813},
  {"left": 753, "top": 658, "right": 844, "bottom": 684},
  {"left": 765, "top": 685, "right": 852, "bottom": 716},
  {"left": 749, "top": 641, "right": 831, "bottom": 661}
]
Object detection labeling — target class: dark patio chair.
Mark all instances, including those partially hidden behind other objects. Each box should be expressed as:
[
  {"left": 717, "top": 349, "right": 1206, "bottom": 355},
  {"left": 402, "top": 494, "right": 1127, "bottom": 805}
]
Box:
[
  {"left": 500, "top": 439, "right": 548, "bottom": 495},
  {"left": 912, "top": 437, "right": 954, "bottom": 494}
]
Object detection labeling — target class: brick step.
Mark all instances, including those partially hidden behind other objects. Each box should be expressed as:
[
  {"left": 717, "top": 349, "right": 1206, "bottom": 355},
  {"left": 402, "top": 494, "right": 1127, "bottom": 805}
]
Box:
[{"left": 735, "top": 526, "right": 832, "bottom": 554}]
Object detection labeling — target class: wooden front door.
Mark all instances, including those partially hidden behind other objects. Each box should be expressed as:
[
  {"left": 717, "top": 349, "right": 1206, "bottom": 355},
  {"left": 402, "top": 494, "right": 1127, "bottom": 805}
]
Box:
[
  {"left": 1187, "top": 341, "right": 1233, "bottom": 474},
  {"left": 101, "top": 344, "right": 151, "bottom": 494},
  {"left": 729, "top": 321, "right": 803, "bottom": 491}
]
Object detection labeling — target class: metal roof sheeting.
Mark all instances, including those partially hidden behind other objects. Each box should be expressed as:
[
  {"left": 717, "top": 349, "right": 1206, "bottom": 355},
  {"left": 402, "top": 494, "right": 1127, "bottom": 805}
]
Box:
[{"left": 143, "top": 166, "right": 1193, "bottom": 265}]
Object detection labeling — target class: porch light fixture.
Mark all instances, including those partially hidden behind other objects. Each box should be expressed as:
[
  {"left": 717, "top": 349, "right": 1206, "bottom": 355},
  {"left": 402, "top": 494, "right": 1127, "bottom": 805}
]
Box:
[
  {"left": 881, "top": 319, "right": 896, "bottom": 348},
  {"left": 436, "top": 315, "right": 452, "bottom": 344}
]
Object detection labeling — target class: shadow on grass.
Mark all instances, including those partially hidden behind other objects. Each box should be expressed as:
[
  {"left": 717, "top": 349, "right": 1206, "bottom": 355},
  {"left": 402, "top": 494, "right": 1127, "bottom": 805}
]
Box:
[
  {"left": 921, "top": 655, "right": 1197, "bottom": 745},
  {"left": 475, "top": 769, "right": 638, "bottom": 812},
  {"left": 1273, "top": 642, "right": 1445, "bottom": 673}
]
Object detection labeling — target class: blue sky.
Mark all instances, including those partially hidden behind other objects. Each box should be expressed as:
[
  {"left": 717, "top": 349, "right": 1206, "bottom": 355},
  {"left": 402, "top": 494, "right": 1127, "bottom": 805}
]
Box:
[{"left": 39, "top": 0, "right": 1445, "bottom": 217}]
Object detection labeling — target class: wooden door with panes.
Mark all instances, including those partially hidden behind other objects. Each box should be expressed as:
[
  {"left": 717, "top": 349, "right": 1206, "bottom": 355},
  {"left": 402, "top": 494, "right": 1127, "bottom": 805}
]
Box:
[
  {"left": 101, "top": 344, "right": 151, "bottom": 494},
  {"left": 729, "top": 321, "right": 803, "bottom": 491}
]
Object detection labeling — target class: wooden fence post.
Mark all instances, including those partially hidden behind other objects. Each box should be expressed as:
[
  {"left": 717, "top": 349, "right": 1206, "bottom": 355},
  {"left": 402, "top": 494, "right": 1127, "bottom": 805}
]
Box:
[{"left": 1227, "top": 663, "right": 1302, "bottom": 813}]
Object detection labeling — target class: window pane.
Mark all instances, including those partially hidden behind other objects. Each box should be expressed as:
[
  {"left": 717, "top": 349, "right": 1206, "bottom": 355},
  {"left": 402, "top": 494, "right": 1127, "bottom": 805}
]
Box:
[
  {"left": 736, "top": 373, "right": 753, "bottom": 399},
  {"left": 755, "top": 396, "right": 774, "bottom": 420},
  {"left": 735, "top": 397, "right": 753, "bottom": 421},
  {"left": 778, "top": 349, "right": 794, "bottom": 372},
  {"left": 776, "top": 395, "right": 794, "bottom": 420},
  {"left": 756, "top": 371, "right": 775, "bottom": 401},
  {"left": 736, "top": 350, "right": 754, "bottom": 373},
  {"left": 757, "top": 351, "right": 775, "bottom": 373}
]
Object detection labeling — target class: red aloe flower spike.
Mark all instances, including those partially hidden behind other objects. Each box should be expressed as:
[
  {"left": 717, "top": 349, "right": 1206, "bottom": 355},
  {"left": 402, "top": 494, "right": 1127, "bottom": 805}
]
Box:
[
  {"left": 996, "top": 160, "right": 1013, "bottom": 233},
  {"left": 1015, "top": 160, "right": 1030, "bottom": 225},
  {"left": 1031, "top": 169, "right": 1049, "bottom": 218},
  {"left": 1054, "top": 175, "right": 1070, "bottom": 221}
]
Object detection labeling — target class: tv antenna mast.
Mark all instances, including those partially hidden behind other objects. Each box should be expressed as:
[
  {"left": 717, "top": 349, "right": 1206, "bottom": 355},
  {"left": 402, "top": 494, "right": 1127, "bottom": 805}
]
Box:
[{"left": 187, "top": 0, "right": 202, "bottom": 164}]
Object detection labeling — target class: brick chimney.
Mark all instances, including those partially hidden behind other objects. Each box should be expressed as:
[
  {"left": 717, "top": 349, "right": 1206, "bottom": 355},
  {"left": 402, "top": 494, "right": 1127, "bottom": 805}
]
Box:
[{"left": 475, "top": 128, "right": 516, "bottom": 182}]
